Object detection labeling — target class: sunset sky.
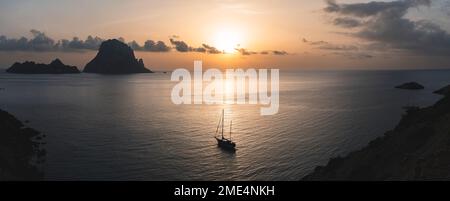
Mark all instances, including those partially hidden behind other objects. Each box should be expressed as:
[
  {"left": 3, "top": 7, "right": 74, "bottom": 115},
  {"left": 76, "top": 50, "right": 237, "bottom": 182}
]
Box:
[{"left": 1, "top": 0, "right": 450, "bottom": 70}]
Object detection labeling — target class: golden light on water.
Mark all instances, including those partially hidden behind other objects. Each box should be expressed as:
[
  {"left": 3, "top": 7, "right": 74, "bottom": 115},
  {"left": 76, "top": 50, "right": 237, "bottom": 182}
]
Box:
[{"left": 224, "top": 78, "right": 234, "bottom": 95}]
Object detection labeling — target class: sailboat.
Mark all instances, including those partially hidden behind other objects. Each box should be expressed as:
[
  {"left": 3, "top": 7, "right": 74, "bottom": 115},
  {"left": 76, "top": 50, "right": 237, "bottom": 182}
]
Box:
[{"left": 215, "top": 109, "right": 236, "bottom": 151}]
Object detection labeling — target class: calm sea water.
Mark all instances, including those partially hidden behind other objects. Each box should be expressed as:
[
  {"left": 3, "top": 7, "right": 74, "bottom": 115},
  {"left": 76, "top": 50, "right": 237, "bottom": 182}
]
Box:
[{"left": 0, "top": 70, "right": 449, "bottom": 180}]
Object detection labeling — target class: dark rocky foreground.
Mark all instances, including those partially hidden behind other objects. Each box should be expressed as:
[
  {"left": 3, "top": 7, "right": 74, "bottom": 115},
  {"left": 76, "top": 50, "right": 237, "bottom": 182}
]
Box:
[
  {"left": 6, "top": 59, "right": 80, "bottom": 74},
  {"left": 434, "top": 84, "right": 450, "bottom": 95},
  {"left": 83, "top": 39, "right": 152, "bottom": 74},
  {"left": 303, "top": 85, "right": 450, "bottom": 180},
  {"left": 0, "top": 109, "right": 45, "bottom": 180}
]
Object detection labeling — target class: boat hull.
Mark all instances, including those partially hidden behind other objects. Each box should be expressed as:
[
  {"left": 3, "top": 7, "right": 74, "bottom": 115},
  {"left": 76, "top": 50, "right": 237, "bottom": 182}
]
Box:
[{"left": 215, "top": 137, "right": 236, "bottom": 151}]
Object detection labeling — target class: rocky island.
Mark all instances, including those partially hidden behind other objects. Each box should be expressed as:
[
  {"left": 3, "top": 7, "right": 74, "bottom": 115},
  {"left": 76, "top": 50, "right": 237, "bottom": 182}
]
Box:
[
  {"left": 303, "top": 85, "right": 450, "bottom": 180},
  {"left": 6, "top": 59, "right": 80, "bottom": 74},
  {"left": 83, "top": 39, "right": 152, "bottom": 74},
  {"left": 0, "top": 109, "right": 45, "bottom": 180},
  {"left": 395, "top": 82, "right": 425, "bottom": 90}
]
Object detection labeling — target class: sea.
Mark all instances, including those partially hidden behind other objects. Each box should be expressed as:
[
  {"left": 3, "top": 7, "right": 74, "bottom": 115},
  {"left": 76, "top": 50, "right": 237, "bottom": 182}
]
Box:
[{"left": 0, "top": 69, "right": 449, "bottom": 180}]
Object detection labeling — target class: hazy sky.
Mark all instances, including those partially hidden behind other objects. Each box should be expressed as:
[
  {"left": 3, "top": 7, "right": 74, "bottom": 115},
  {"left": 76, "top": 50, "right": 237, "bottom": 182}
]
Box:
[{"left": 1, "top": 0, "right": 450, "bottom": 70}]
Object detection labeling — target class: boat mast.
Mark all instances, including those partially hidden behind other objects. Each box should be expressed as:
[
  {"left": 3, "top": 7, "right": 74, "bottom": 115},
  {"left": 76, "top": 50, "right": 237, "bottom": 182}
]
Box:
[
  {"left": 216, "top": 115, "right": 221, "bottom": 136},
  {"left": 221, "top": 109, "right": 224, "bottom": 139},
  {"left": 229, "top": 120, "right": 232, "bottom": 140}
]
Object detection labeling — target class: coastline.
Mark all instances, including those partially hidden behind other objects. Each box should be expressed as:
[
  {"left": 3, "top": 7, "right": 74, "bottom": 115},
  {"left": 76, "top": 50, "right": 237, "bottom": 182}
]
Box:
[
  {"left": 0, "top": 109, "right": 45, "bottom": 180},
  {"left": 303, "top": 86, "right": 450, "bottom": 180}
]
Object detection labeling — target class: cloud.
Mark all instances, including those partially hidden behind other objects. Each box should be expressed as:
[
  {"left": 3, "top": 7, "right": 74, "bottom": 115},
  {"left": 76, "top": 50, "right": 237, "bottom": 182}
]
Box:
[
  {"left": 272, "top": 50, "right": 289, "bottom": 55},
  {"left": 0, "top": 30, "right": 173, "bottom": 52},
  {"left": 129, "top": 40, "right": 171, "bottom": 52},
  {"left": 28, "top": 29, "right": 56, "bottom": 51},
  {"left": 117, "top": 37, "right": 126, "bottom": 43},
  {"left": 236, "top": 48, "right": 258, "bottom": 55},
  {"left": 169, "top": 38, "right": 190, "bottom": 52},
  {"left": 169, "top": 38, "right": 203, "bottom": 53},
  {"left": 302, "top": 38, "right": 328, "bottom": 45},
  {"left": 144, "top": 40, "right": 171, "bottom": 52},
  {"left": 0, "top": 30, "right": 55, "bottom": 51},
  {"left": 324, "top": 0, "right": 430, "bottom": 17},
  {"left": 303, "top": 38, "right": 357, "bottom": 51},
  {"left": 191, "top": 47, "right": 207, "bottom": 53},
  {"left": 169, "top": 38, "right": 223, "bottom": 54},
  {"left": 0, "top": 30, "right": 105, "bottom": 52},
  {"left": 202, "top": 44, "right": 223, "bottom": 54},
  {"left": 235, "top": 48, "right": 289, "bottom": 56},
  {"left": 1, "top": 30, "right": 287, "bottom": 56},
  {"left": 323, "top": 0, "right": 450, "bottom": 56},
  {"left": 0, "top": 36, "right": 29, "bottom": 51},
  {"left": 332, "top": 52, "right": 373, "bottom": 59},
  {"left": 333, "top": 17, "right": 362, "bottom": 28},
  {"left": 318, "top": 44, "right": 358, "bottom": 51},
  {"left": 59, "top": 36, "right": 104, "bottom": 50},
  {"left": 303, "top": 37, "right": 371, "bottom": 59},
  {"left": 441, "top": 0, "right": 450, "bottom": 16},
  {"left": 128, "top": 40, "right": 143, "bottom": 51}
]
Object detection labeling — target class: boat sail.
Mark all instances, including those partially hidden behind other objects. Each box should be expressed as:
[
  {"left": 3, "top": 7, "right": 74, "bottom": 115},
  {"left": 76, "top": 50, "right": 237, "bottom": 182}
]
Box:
[{"left": 215, "top": 109, "right": 236, "bottom": 151}]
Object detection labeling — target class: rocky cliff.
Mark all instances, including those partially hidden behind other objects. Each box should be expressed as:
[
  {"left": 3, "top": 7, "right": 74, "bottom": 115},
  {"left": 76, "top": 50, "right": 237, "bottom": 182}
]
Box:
[
  {"left": 0, "top": 109, "right": 45, "bottom": 180},
  {"left": 303, "top": 85, "right": 450, "bottom": 180},
  {"left": 6, "top": 59, "right": 80, "bottom": 74},
  {"left": 83, "top": 39, "right": 152, "bottom": 74}
]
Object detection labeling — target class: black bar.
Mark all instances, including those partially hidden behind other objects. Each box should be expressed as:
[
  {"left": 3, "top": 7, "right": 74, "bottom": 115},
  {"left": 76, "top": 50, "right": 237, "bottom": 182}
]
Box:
[{"left": 0, "top": 181, "right": 446, "bottom": 200}]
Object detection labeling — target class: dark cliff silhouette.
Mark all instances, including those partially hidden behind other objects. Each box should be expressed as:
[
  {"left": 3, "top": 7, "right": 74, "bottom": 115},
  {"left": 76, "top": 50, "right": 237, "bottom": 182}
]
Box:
[
  {"left": 83, "top": 39, "right": 152, "bottom": 74},
  {"left": 434, "top": 84, "right": 450, "bottom": 95},
  {"left": 0, "top": 109, "right": 45, "bottom": 180},
  {"left": 6, "top": 59, "right": 80, "bottom": 74},
  {"left": 303, "top": 85, "right": 450, "bottom": 180}
]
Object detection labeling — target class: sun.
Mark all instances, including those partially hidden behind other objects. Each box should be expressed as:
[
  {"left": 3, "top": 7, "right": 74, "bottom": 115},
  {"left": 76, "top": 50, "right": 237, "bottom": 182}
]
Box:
[{"left": 214, "top": 30, "right": 242, "bottom": 54}]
